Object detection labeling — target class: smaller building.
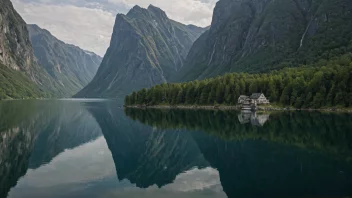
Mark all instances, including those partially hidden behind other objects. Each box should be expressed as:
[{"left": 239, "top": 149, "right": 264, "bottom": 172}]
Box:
[
  {"left": 238, "top": 95, "right": 249, "bottom": 104},
  {"left": 238, "top": 93, "right": 270, "bottom": 105}
]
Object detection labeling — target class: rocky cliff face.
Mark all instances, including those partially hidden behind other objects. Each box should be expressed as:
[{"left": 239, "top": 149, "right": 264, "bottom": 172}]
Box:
[
  {"left": 28, "top": 24, "right": 102, "bottom": 97},
  {"left": 176, "top": 0, "right": 352, "bottom": 81},
  {"left": 75, "top": 5, "right": 206, "bottom": 99},
  {"left": 0, "top": 0, "right": 34, "bottom": 72},
  {"left": 0, "top": 0, "right": 44, "bottom": 99},
  {"left": 0, "top": 0, "right": 67, "bottom": 98}
]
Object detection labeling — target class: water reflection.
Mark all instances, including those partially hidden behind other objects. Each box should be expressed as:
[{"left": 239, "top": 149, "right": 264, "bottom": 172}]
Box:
[
  {"left": 237, "top": 111, "right": 270, "bottom": 126},
  {"left": 124, "top": 108, "right": 352, "bottom": 156},
  {"left": 8, "top": 137, "right": 116, "bottom": 198},
  {"left": 0, "top": 100, "right": 102, "bottom": 197},
  {"left": 1, "top": 101, "right": 226, "bottom": 198},
  {"left": 1, "top": 100, "right": 352, "bottom": 198},
  {"left": 0, "top": 101, "right": 51, "bottom": 198},
  {"left": 86, "top": 102, "right": 211, "bottom": 189},
  {"left": 28, "top": 102, "right": 101, "bottom": 169},
  {"left": 123, "top": 108, "right": 352, "bottom": 198}
]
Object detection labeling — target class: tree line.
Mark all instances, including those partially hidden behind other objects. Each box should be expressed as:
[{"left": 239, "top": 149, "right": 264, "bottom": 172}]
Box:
[{"left": 125, "top": 54, "right": 352, "bottom": 108}]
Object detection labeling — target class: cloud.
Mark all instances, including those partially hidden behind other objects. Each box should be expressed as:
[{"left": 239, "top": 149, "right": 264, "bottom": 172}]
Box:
[{"left": 11, "top": 0, "right": 217, "bottom": 56}]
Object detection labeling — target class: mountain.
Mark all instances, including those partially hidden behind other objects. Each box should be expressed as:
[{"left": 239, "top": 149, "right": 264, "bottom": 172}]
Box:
[
  {"left": 176, "top": 0, "right": 352, "bottom": 81},
  {"left": 0, "top": 0, "right": 35, "bottom": 73},
  {"left": 27, "top": 24, "right": 102, "bottom": 96},
  {"left": 75, "top": 5, "right": 207, "bottom": 99},
  {"left": 0, "top": 0, "right": 44, "bottom": 99},
  {"left": 0, "top": 0, "right": 67, "bottom": 99}
]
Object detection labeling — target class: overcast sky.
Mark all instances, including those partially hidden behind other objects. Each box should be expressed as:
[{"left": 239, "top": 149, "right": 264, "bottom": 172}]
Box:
[{"left": 11, "top": 0, "right": 217, "bottom": 56}]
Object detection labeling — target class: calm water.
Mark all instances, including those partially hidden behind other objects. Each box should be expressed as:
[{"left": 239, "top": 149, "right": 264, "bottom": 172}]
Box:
[{"left": 1, "top": 100, "right": 352, "bottom": 198}]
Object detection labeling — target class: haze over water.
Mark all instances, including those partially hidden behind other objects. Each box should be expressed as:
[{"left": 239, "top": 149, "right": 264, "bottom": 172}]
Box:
[{"left": 1, "top": 100, "right": 352, "bottom": 198}]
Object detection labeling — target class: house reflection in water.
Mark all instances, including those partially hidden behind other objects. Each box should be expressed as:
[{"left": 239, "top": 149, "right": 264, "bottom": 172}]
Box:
[{"left": 238, "top": 111, "right": 270, "bottom": 126}]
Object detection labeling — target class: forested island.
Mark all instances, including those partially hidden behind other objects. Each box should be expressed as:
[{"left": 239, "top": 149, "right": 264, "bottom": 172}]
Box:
[{"left": 125, "top": 54, "right": 352, "bottom": 109}]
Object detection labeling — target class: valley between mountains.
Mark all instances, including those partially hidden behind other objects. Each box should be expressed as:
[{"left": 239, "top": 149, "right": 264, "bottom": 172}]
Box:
[{"left": 1, "top": 0, "right": 352, "bottom": 110}]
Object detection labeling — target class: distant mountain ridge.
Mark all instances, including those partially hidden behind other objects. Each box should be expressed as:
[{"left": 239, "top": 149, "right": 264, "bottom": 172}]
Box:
[
  {"left": 75, "top": 5, "right": 207, "bottom": 99},
  {"left": 175, "top": 0, "right": 352, "bottom": 81},
  {"left": 28, "top": 24, "right": 102, "bottom": 96}
]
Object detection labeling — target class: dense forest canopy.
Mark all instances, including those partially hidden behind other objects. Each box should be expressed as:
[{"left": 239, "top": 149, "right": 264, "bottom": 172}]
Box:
[{"left": 125, "top": 54, "right": 352, "bottom": 108}]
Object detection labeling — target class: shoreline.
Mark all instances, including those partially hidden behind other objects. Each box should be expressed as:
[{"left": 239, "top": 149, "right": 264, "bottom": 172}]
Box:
[{"left": 125, "top": 105, "right": 352, "bottom": 113}]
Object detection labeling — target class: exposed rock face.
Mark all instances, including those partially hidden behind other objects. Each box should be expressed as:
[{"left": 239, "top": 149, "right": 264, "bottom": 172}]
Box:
[
  {"left": 0, "top": 0, "right": 34, "bottom": 71},
  {"left": 75, "top": 5, "right": 206, "bottom": 99},
  {"left": 176, "top": 0, "right": 352, "bottom": 81},
  {"left": 28, "top": 24, "right": 102, "bottom": 96}
]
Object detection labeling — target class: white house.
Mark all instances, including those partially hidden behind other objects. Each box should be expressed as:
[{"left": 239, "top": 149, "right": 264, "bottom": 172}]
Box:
[{"left": 238, "top": 93, "right": 270, "bottom": 105}]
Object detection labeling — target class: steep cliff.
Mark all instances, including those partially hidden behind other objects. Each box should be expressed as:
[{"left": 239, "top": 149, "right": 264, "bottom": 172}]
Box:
[
  {"left": 176, "top": 0, "right": 352, "bottom": 81},
  {"left": 75, "top": 5, "right": 206, "bottom": 99},
  {"left": 0, "top": 0, "right": 65, "bottom": 98},
  {"left": 28, "top": 24, "right": 102, "bottom": 96},
  {"left": 0, "top": 0, "right": 34, "bottom": 71}
]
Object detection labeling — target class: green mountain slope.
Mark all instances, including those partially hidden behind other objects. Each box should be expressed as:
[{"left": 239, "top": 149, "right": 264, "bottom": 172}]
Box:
[
  {"left": 176, "top": 0, "right": 352, "bottom": 82},
  {"left": 27, "top": 24, "right": 102, "bottom": 97},
  {"left": 75, "top": 5, "right": 206, "bottom": 99},
  {"left": 0, "top": 63, "right": 44, "bottom": 99}
]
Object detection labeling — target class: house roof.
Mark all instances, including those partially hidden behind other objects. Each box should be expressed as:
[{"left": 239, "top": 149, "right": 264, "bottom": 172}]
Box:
[
  {"left": 250, "top": 93, "right": 263, "bottom": 99},
  {"left": 238, "top": 95, "right": 249, "bottom": 99}
]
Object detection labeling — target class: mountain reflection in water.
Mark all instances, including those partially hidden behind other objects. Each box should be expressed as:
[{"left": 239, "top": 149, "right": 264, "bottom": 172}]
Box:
[{"left": 1, "top": 100, "right": 352, "bottom": 198}]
